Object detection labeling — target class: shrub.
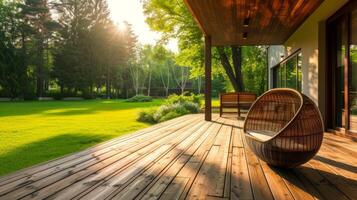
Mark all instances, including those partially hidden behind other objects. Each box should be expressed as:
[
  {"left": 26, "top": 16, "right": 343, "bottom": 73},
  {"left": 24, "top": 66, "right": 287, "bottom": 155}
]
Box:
[
  {"left": 137, "top": 93, "right": 202, "bottom": 124},
  {"left": 181, "top": 102, "right": 200, "bottom": 113},
  {"left": 157, "top": 111, "right": 182, "bottom": 122},
  {"left": 153, "top": 104, "right": 172, "bottom": 121},
  {"left": 46, "top": 91, "right": 63, "bottom": 100},
  {"left": 137, "top": 109, "right": 156, "bottom": 124},
  {"left": 126, "top": 95, "right": 153, "bottom": 102},
  {"left": 165, "top": 92, "right": 202, "bottom": 107}
]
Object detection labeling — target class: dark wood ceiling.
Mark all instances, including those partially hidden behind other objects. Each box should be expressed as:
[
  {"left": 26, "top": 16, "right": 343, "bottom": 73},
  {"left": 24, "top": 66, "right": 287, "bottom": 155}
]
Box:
[{"left": 184, "top": 0, "right": 324, "bottom": 46}]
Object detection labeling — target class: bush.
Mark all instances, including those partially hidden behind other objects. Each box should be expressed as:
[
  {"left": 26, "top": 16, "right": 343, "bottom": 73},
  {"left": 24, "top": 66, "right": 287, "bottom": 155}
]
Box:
[
  {"left": 46, "top": 91, "right": 63, "bottom": 100},
  {"left": 137, "top": 93, "right": 202, "bottom": 124},
  {"left": 181, "top": 102, "right": 200, "bottom": 113},
  {"left": 165, "top": 92, "right": 202, "bottom": 107},
  {"left": 157, "top": 111, "right": 182, "bottom": 122},
  {"left": 137, "top": 109, "right": 156, "bottom": 124},
  {"left": 126, "top": 95, "right": 153, "bottom": 102}
]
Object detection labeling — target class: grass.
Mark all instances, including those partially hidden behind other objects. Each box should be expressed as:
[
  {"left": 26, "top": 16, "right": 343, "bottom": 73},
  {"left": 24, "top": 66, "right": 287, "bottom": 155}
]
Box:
[{"left": 0, "top": 99, "right": 163, "bottom": 176}]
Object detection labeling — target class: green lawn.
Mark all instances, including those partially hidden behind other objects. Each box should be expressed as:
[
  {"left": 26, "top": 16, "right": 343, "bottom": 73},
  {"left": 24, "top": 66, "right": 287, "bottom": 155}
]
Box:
[{"left": 0, "top": 99, "right": 163, "bottom": 176}]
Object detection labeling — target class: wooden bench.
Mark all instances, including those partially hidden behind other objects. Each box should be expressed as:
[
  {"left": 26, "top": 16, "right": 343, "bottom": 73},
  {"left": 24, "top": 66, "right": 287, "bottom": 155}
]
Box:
[{"left": 219, "top": 92, "right": 257, "bottom": 117}]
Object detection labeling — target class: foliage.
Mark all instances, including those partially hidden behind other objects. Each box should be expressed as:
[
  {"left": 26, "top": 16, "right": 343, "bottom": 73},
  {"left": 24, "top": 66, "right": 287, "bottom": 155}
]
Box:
[
  {"left": 137, "top": 93, "right": 201, "bottom": 124},
  {"left": 137, "top": 109, "right": 157, "bottom": 124},
  {"left": 143, "top": 0, "right": 204, "bottom": 76},
  {"left": 0, "top": 0, "right": 267, "bottom": 100},
  {"left": 0, "top": 1, "right": 35, "bottom": 99},
  {"left": 242, "top": 46, "right": 268, "bottom": 95},
  {"left": 53, "top": 0, "right": 132, "bottom": 99},
  {"left": 126, "top": 94, "right": 153, "bottom": 102},
  {"left": 165, "top": 92, "right": 202, "bottom": 107},
  {"left": 0, "top": 99, "right": 164, "bottom": 176},
  {"left": 143, "top": 0, "right": 268, "bottom": 94}
]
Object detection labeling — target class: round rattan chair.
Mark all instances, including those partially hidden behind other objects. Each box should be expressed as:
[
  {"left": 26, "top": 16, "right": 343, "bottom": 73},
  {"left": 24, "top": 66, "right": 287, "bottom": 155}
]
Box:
[{"left": 243, "top": 88, "right": 324, "bottom": 168}]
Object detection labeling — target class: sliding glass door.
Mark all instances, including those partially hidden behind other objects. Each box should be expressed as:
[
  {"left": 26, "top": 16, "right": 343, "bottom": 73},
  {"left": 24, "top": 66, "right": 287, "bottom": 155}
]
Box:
[
  {"left": 334, "top": 16, "right": 347, "bottom": 128},
  {"left": 350, "top": 10, "right": 357, "bottom": 132},
  {"left": 328, "top": 3, "right": 357, "bottom": 134}
]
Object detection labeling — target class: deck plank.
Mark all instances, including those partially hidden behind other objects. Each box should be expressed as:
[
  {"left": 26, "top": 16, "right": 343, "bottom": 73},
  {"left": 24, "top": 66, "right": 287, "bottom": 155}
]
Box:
[
  {"left": 294, "top": 163, "right": 350, "bottom": 200},
  {"left": 136, "top": 118, "right": 221, "bottom": 200},
  {"left": 259, "top": 160, "right": 294, "bottom": 200},
  {"left": 0, "top": 114, "right": 195, "bottom": 186},
  {"left": 160, "top": 118, "right": 226, "bottom": 200},
  {"left": 0, "top": 115, "right": 202, "bottom": 200},
  {"left": 72, "top": 117, "right": 213, "bottom": 200},
  {"left": 108, "top": 119, "right": 217, "bottom": 200},
  {"left": 242, "top": 129, "right": 274, "bottom": 200},
  {"left": 31, "top": 117, "right": 205, "bottom": 200},
  {"left": 0, "top": 114, "right": 356, "bottom": 200},
  {"left": 185, "top": 123, "right": 232, "bottom": 199}
]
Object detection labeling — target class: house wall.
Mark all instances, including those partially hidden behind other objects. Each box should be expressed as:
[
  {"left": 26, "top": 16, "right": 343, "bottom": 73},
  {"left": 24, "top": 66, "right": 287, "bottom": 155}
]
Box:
[
  {"left": 283, "top": 0, "right": 348, "bottom": 103},
  {"left": 268, "top": 0, "right": 348, "bottom": 125},
  {"left": 267, "top": 45, "right": 285, "bottom": 89}
]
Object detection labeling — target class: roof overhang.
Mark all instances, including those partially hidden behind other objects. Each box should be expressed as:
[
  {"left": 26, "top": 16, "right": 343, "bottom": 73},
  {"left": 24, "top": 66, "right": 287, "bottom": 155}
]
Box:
[{"left": 184, "top": 0, "right": 324, "bottom": 46}]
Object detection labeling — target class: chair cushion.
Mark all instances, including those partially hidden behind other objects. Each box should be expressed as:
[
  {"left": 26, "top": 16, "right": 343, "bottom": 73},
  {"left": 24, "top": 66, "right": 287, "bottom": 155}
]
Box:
[
  {"left": 222, "top": 102, "right": 238, "bottom": 105},
  {"left": 247, "top": 130, "right": 277, "bottom": 142}
]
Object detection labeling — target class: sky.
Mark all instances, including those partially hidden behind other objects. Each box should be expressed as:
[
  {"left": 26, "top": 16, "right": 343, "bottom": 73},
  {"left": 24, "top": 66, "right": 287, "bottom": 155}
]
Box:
[{"left": 107, "top": 0, "right": 178, "bottom": 52}]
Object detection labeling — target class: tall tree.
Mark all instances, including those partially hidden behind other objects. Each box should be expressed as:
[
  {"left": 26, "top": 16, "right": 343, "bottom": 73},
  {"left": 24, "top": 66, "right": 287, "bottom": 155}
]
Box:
[
  {"left": 0, "top": 1, "right": 34, "bottom": 98},
  {"left": 21, "top": 0, "right": 58, "bottom": 97},
  {"left": 143, "top": 0, "right": 245, "bottom": 92}
]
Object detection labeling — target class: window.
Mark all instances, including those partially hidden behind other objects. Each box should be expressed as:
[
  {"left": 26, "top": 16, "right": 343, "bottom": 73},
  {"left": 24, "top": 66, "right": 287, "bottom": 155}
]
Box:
[{"left": 272, "top": 51, "right": 302, "bottom": 91}]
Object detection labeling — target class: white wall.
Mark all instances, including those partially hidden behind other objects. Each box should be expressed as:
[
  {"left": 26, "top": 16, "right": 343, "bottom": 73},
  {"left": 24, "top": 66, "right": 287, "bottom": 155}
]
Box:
[
  {"left": 283, "top": 0, "right": 348, "bottom": 104},
  {"left": 267, "top": 45, "right": 285, "bottom": 89}
]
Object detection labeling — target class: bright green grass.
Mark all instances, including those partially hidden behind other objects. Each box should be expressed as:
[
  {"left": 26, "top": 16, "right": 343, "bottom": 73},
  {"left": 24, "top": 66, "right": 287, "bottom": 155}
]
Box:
[{"left": 0, "top": 99, "right": 163, "bottom": 176}]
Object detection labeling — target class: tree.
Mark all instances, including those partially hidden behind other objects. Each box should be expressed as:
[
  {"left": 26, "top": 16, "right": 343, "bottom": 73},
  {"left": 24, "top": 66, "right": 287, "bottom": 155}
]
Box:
[
  {"left": 139, "top": 44, "right": 176, "bottom": 97},
  {"left": 0, "top": 1, "right": 34, "bottom": 98},
  {"left": 242, "top": 46, "right": 268, "bottom": 95},
  {"left": 53, "top": 0, "right": 126, "bottom": 98},
  {"left": 21, "top": 0, "right": 59, "bottom": 97},
  {"left": 121, "top": 22, "right": 138, "bottom": 97},
  {"left": 143, "top": 0, "right": 246, "bottom": 92},
  {"left": 172, "top": 65, "right": 189, "bottom": 94}
]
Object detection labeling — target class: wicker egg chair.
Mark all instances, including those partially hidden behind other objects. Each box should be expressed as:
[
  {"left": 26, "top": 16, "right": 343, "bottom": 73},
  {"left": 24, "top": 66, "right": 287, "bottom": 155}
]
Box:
[{"left": 243, "top": 88, "right": 324, "bottom": 168}]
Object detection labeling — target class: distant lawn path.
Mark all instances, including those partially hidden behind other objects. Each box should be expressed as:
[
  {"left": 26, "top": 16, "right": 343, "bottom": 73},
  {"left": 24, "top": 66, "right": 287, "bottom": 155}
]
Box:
[{"left": 0, "top": 99, "right": 163, "bottom": 176}]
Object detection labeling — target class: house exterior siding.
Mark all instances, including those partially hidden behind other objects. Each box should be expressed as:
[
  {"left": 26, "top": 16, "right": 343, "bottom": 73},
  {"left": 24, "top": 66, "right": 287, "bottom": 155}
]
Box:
[{"left": 268, "top": 0, "right": 349, "bottom": 123}]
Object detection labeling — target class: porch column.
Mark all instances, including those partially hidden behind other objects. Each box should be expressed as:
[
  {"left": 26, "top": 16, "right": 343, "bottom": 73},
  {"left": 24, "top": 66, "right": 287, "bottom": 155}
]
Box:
[{"left": 204, "top": 36, "right": 212, "bottom": 121}]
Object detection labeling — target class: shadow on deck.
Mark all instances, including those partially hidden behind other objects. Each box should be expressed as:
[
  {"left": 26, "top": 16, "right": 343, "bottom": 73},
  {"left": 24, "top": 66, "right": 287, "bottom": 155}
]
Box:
[{"left": 0, "top": 114, "right": 356, "bottom": 200}]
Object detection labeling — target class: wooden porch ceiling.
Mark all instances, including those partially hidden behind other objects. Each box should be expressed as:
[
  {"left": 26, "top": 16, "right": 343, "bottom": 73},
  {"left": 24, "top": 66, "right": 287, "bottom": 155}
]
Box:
[{"left": 184, "top": 0, "right": 324, "bottom": 46}]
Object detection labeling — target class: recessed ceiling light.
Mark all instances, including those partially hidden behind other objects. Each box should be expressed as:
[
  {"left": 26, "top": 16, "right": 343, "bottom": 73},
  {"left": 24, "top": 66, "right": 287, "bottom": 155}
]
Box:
[
  {"left": 243, "top": 32, "right": 248, "bottom": 39},
  {"left": 243, "top": 17, "right": 250, "bottom": 27}
]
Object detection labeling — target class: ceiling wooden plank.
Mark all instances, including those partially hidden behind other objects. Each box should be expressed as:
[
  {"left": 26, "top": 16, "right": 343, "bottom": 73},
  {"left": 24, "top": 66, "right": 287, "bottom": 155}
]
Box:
[{"left": 184, "top": 0, "right": 324, "bottom": 46}]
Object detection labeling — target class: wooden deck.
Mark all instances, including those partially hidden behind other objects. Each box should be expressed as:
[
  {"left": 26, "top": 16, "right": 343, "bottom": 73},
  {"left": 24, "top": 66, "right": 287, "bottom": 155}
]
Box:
[{"left": 0, "top": 114, "right": 356, "bottom": 200}]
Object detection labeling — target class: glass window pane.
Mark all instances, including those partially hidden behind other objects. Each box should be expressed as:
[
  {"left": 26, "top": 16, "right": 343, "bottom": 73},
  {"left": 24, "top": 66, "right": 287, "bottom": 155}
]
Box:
[
  {"left": 281, "top": 63, "right": 286, "bottom": 87},
  {"left": 297, "top": 53, "right": 302, "bottom": 91},
  {"left": 286, "top": 56, "right": 297, "bottom": 89},
  {"left": 350, "top": 10, "right": 357, "bottom": 131},
  {"left": 335, "top": 17, "right": 346, "bottom": 128},
  {"left": 272, "top": 52, "right": 302, "bottom": 90}
]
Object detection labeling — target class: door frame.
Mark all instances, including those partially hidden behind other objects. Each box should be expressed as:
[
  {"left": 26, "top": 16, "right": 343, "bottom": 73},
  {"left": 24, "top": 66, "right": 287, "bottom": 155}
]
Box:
[{"left": 326, "top": 0, "right": 357, "bottom": 136}]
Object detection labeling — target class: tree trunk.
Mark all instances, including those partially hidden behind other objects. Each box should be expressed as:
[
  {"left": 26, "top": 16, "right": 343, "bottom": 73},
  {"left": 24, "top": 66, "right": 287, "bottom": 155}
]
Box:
[
  {"left": 217, "top": 47, "right": 239, "bottom": 91},
  {"left": 106, "top": 65, "right": 110, "bottom": 99},
  {"left": 60, "top": 84, "right": 64, "bottom": 96},
  {"left": 21, "top": 31, "right": 27, "bottom": 98},
  {"left": 36, "top": 39, "right": 44, "bottom": 98},
  {"left": 231, "top": 46, "right": 244, "bottom": 92},
  {"left": 198, "top": 77, "right": 202, "bottom": 94},
  {"left": 147, "top": 69, "right": 152, "bottom": 96},
  {"left": 217, "top": 47, "right": 245, "bottom": 92}
]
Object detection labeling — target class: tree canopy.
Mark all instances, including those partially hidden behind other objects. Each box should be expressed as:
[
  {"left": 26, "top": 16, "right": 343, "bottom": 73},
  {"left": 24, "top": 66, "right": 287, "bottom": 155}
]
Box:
[
  {"left": 143, "top": 0, "right": 268, "bottom": 94},
  {"left": 0, "top": 0, "right": 268, "bottom": 99}
]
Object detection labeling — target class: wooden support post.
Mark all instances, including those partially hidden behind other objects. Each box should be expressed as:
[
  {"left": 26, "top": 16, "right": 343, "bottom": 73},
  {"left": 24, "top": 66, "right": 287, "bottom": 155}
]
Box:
[{"left": 205, "top": 36, "right": 212, "bottom": 121}]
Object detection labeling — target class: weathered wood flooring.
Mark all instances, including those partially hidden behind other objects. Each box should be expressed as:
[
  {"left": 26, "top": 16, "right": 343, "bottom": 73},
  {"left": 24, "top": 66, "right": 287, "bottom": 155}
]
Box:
[{"left": 0, "top": 114, "right": 356, "bottom": 200}]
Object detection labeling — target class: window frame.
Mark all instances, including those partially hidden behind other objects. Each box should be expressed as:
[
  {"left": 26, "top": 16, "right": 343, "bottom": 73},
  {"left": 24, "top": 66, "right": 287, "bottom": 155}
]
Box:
[{"left": 272, "top": 49, "right": 302, "bottom": 91}]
